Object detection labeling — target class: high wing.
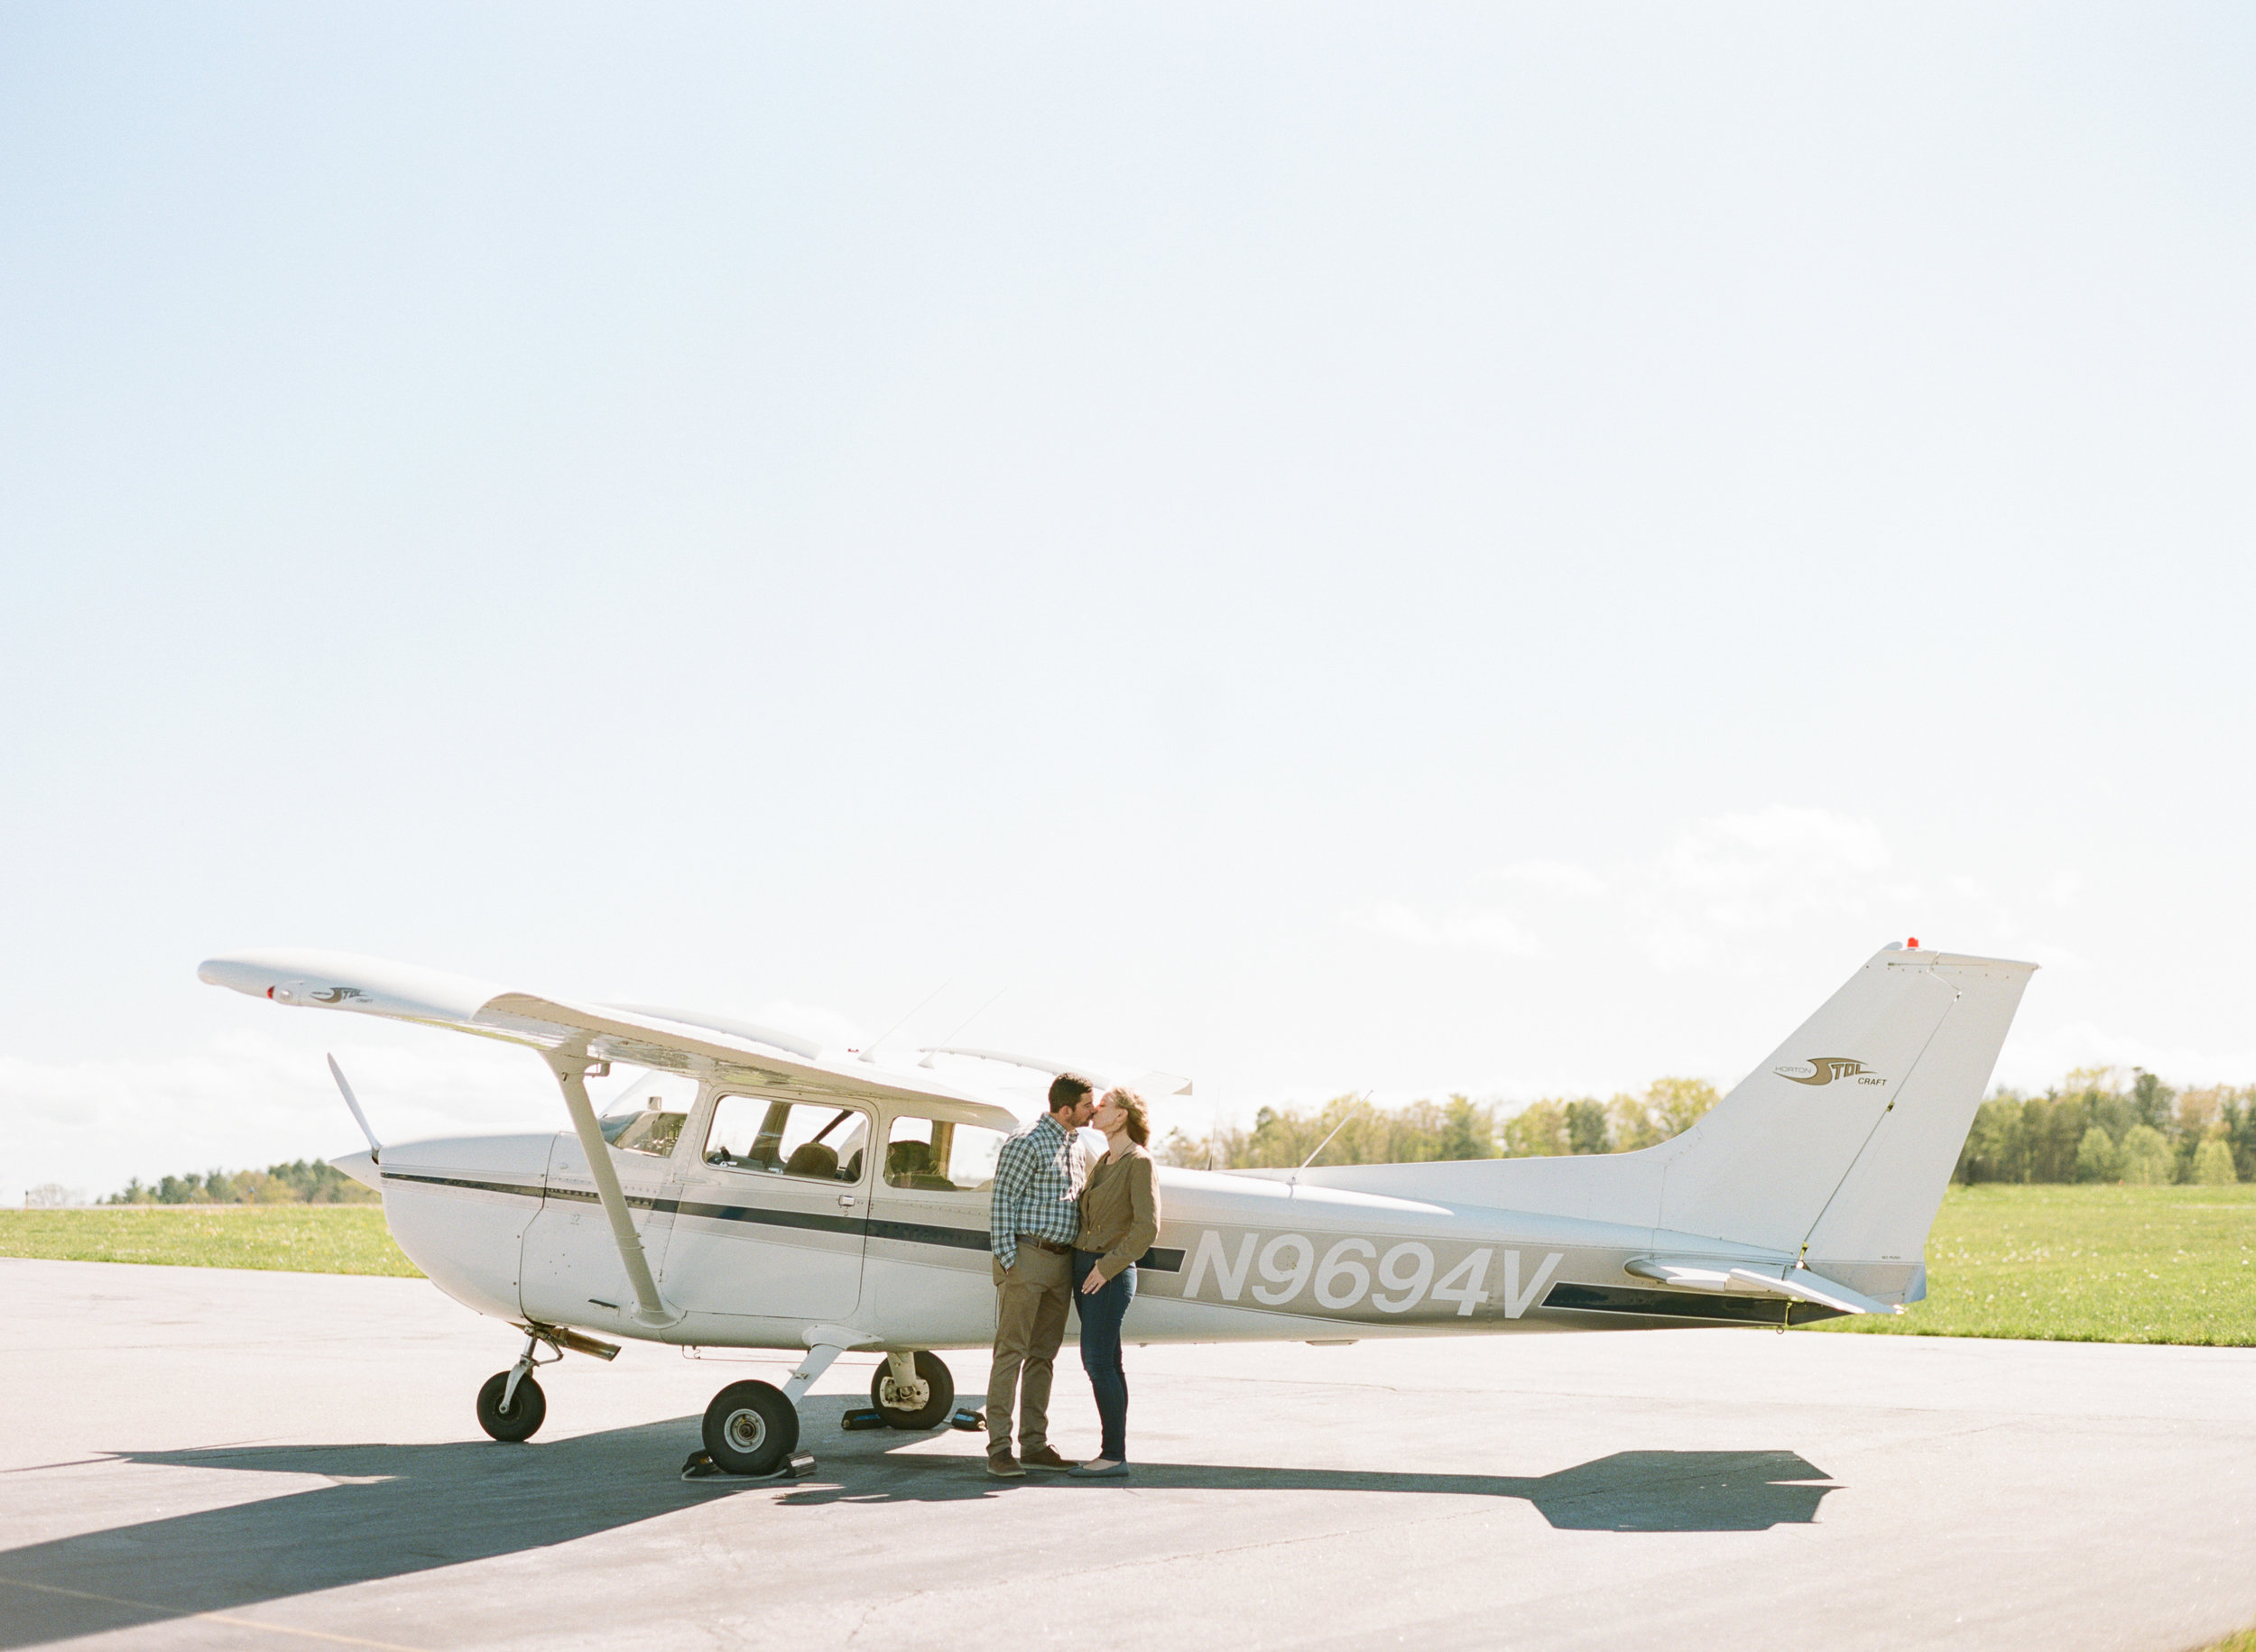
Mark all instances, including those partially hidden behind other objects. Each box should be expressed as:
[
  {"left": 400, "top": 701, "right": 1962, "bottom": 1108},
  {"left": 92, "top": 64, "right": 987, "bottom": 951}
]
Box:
[
  {"left": 199, "top": 948, "right": 998, "bottom": 1327},
  {"left": 920, "top": 1044, "right": 1195, "bottom": 1097},
  {"left": 199, "top": 949, "right": 985, "bottom": 1110}
]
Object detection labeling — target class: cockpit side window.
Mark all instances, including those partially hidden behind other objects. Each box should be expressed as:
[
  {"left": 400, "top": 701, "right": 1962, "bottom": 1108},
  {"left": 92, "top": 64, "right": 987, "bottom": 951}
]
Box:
[
  {"left": 596, "top": 1071, "right": 701, "bottom": 1158},
  {"left": 883, "top": 1116, "right": 1007, "bottom": 1194},
  {"left": 704, "top": 1095, "right": 869, "bottom": 1185}
]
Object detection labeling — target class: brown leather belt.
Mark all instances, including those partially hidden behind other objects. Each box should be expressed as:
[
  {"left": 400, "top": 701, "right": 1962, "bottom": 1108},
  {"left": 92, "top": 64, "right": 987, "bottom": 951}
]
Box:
[{"left": 1018, "top": 1235, "right": 1072, "bottom": 1255}]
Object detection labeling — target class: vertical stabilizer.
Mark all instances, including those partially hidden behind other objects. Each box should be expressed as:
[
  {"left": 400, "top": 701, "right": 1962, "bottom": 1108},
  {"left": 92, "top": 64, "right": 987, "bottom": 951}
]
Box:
[
  {"left": 1250, "top": 942, "right": 2037, "bottom": 1304},
  {"left": 1657, "top": 946, "right": 2036, "bottom": 1261}
]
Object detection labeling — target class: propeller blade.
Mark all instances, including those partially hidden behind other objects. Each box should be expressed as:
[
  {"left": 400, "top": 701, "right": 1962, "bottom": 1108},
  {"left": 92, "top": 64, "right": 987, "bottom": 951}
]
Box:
[{"left": 326, "top": 1053, "right": 384, "bottom": 1163}]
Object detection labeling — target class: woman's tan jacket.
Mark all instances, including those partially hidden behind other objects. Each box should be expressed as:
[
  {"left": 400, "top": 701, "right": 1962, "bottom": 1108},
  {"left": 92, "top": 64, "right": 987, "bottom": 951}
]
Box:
[{"left": 1079, "top": 1141, "right": 1160, "bottom": 1283}]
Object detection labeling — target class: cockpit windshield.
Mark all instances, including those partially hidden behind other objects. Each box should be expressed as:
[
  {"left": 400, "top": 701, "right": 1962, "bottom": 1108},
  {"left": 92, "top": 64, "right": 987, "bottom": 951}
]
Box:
[{"left": 596, "top": 1070, "right": 700, "bottom": 1158}]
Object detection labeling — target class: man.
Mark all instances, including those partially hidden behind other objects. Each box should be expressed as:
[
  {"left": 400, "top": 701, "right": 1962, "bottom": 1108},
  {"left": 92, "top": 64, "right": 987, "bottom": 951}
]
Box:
[{"left": 985, "top": 1071, "right": 1096, "bottom": 1477}]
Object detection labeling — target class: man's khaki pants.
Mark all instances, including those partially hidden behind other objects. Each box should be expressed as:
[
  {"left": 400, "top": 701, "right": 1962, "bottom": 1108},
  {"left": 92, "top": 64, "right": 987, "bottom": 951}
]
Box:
[{"left": 988, "top": 1245, "right": 1072, "bottom": 1455}]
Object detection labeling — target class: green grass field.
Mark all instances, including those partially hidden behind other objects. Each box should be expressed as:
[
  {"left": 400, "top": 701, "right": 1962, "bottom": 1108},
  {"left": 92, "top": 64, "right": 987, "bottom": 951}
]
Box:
[
  {"left": 1813, "top": 1182, "right": 2256, "bottom": 1346},
  {"left": 4, "top": 1186, "right": 2252, "bottom": 1345},
  {"left": 0, "top": 1205, "right": 421, "bottom": 1277}
]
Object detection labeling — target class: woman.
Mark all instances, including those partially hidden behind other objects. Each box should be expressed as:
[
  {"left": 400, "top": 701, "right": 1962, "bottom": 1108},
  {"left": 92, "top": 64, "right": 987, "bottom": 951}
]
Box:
[{"left": 1069, "top": 1085, "right": 1160, "bottom": 1479}]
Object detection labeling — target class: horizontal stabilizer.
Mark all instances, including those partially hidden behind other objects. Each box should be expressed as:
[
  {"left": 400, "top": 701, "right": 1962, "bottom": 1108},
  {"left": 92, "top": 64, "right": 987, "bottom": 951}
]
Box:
[{"left": 1624, "top": 1255, "right": 1897, "bottom": 1316}]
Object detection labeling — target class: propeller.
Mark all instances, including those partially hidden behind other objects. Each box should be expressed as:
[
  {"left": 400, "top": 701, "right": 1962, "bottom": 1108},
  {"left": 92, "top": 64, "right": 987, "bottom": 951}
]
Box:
[{"left": 326, "top": 1053, "right": 384, "bottom": 1164}]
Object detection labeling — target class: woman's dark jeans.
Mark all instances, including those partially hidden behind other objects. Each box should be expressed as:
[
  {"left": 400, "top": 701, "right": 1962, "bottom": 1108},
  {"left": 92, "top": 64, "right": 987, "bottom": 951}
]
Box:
[{"left": 1071, "top": 1250, "right": 1134, "bottom": 1461}]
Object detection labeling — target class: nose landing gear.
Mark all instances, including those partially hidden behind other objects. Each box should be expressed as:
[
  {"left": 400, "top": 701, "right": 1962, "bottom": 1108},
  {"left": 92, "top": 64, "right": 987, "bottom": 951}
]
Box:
[
  {"left": 476, "top": 1329, "right": 559, "bottom": 1442},
  {"left": 476, "top": 1367, "right": 547, "bottom": 1441},
  {"left": 474, "top": 1324, "right": 620, "bottom": 1444}
]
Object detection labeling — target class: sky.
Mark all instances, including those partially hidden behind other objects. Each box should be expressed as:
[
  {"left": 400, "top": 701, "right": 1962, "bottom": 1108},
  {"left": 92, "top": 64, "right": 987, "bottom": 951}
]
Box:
[{"left": 3, "top": 4, "right": 2251, "bottom": 1204}]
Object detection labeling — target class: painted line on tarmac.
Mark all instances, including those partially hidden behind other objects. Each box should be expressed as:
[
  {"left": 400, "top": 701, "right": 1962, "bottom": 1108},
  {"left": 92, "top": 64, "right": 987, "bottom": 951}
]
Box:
[{"left": 0, "top": 1575, "right": 430, "bottom": 1651}]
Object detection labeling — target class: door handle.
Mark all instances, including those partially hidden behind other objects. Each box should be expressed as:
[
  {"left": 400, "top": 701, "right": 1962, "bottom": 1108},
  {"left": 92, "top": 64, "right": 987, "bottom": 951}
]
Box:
[{"left": 838, "top": 1195, "right": 856, "bottom": 1209}]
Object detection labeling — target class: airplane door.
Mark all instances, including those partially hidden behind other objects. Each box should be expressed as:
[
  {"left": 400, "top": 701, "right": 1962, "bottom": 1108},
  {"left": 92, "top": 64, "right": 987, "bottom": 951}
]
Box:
[
  {"left": 863, "top": 1112, "right": 1012, "bottom": 1344},
  {"left": 662, "top": 1093, "right": 872, "bottom": 1323},
  {"left": 520, "top": 1090, "right": 692, "bottom": 1329}
]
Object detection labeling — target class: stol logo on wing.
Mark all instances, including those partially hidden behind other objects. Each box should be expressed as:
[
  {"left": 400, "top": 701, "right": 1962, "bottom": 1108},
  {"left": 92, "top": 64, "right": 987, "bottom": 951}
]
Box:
[
  {"left": 310, "top": 986, "right": 370, "bottom": 1004},
  {"left": 1774, "top": 1057, "right": 1874, "bottom": 1086}
]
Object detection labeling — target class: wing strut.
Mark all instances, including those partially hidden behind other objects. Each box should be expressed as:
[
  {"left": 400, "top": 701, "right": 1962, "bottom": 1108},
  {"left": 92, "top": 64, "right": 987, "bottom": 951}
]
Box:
[{"left": 547, "top": 1050, "right": 679, "bottom": 1328}]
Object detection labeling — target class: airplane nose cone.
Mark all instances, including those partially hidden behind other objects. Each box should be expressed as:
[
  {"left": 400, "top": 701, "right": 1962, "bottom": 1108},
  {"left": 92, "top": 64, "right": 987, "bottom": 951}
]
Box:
[{"left": 329, "top": 1149, "right": 384, "bottom": 1194}]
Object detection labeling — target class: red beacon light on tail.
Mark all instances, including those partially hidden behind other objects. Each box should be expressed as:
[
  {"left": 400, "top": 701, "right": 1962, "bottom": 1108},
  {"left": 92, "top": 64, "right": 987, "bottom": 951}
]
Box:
[{"left": 1906, "top": 937, "right": 1919, "bottom": 950}]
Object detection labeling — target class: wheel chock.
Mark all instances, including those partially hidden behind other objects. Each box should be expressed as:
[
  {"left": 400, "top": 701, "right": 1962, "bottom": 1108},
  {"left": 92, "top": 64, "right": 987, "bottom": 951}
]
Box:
[
  {"left": 949, "top": 1407, "right": 985, "bottom": 1432},
  {"left": 679, "top": 1448, "right": 817, "bottom": 1481},
  {"left": 841, "top": 1407, "right": 887, "bottom": 1431}
]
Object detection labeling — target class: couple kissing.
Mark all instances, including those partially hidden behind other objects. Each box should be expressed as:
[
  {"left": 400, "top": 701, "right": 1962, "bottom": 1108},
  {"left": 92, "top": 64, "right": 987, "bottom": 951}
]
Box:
[{"left": 985, "top": 1072, "right": 1160, "bottom": 1479}]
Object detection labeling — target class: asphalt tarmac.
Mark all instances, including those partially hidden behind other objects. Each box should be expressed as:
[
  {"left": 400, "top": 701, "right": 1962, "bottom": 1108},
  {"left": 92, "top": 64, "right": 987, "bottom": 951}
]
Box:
[{"left": 3, "top": 1256, "right": 2251, "bottom": 1651}]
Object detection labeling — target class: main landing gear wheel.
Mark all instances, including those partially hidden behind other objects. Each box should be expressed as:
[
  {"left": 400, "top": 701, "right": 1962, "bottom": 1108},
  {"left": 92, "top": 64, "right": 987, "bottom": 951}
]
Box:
[
  {"left": 704, "top": 1380, "right": 799, "bottom": 1476},
  {"left": 476, "top": 1371, "right": 547, "bottom": 1442},
  {"left": 870, "top": 1351, "right": 956, "bottom": 1430}
]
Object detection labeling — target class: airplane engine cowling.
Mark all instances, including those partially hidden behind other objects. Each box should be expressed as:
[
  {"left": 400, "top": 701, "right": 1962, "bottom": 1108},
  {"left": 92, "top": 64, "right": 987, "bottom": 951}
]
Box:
[{"left": 374, "top": 1132, "right": 556, "bottom": 1323}]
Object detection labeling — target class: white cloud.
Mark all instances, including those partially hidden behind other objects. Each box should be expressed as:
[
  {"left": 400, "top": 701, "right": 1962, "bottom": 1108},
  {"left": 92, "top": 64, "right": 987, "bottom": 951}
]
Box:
[
  {"left": 1491, "top": 860, "right": 1610, "bottom": 899},
  {"left": 1440, "top": 910, "right": 1542, "bottom": 956},
  {"left": 1346, "top": 901, "right": 1542, "bottom": 957},
  {"left": 1649, "top": 806, "right": 1893, "bottom": 928},
  {"left": 1355, "top": 808, "right": 1905, "bottom": 973},
  {"left": 0, "top": 1030, "right": 551, "bottom": 1205},
  {"left": 1994, "top": 1020, "right": 2256, "bottom": 1094},
  {"left": 1355, "top": 901, "right": 1438, "bottom": 945}
]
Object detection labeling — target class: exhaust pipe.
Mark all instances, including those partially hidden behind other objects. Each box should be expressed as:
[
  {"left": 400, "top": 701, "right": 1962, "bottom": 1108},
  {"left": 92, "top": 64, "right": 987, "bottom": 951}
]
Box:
[{"left": 549, "top": 1326, "right": 621, "bottom": 1361}]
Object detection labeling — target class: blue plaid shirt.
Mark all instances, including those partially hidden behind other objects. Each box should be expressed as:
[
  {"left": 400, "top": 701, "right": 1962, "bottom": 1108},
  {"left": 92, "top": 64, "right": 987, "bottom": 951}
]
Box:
[{"left": 989, "top": 1113, "right": 1087, "bottom": 1273}]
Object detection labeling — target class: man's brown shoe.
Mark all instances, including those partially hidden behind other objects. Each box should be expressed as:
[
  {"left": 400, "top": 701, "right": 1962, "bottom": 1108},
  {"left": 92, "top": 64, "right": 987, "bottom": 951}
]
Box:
[
  {"left": 1021, "top": 1444, "right": 1079, "bottom": 1472},
  {"left": 985, "top": 1451, "right": 1024, "bottom": 1479}
]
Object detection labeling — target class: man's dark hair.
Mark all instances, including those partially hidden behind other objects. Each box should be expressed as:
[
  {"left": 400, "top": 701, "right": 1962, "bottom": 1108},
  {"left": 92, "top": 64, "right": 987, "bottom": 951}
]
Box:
[{"left": 1047, "top": 1072, "right": 1096, "bottom": 1115}]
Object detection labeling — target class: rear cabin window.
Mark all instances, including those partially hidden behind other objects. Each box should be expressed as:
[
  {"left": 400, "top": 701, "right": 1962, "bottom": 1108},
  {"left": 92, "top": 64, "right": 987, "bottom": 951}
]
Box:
[
  {"left": 704, "top": 1096, "right": 870, "bottom": 1185},
  {"left": 883, "top": 1117, "right": 1008, "bottom": 1194}
]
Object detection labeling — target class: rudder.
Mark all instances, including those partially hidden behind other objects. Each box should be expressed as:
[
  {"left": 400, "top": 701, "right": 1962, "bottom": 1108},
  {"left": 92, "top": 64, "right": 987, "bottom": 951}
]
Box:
[{"left": 1657, "top": 946, "right": 2037, "bottom": 1271}]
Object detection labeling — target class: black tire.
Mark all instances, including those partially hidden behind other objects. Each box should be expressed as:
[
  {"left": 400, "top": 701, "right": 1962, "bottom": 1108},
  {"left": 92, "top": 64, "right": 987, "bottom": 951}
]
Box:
[
  {"left": 703, "top": 1380, "right": 799, "bottom": 1476},
  {"left": 476, "top": 1370, "right": 546, "bottom": 1443},
  {"left": 869, "top": 1351, "right": 955, "bottom": 1430}
]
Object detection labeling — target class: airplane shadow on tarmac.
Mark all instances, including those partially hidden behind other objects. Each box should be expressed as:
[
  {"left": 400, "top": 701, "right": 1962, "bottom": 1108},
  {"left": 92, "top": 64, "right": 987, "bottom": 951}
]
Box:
[
  {"left": 0, "top": 1393, "right": 1835, "bottom": 1648},
  {"left": 788, "top": 1444, "right": 1840, "bottom": 1532}
]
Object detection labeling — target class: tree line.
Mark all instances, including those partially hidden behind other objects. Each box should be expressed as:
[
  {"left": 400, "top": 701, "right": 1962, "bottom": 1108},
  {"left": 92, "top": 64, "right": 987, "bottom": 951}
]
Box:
[
  {"left": 93, "top": 1066, "right": 2255, "bottom": 1198},
  {"left": 1160, "top": 1066, "right": 2256, "bottom": 1185},
  {"left": 105, "top": 1159, "right": 380, "bottom": 1205},
  {"left": 1157, "top": 1076, "right": 1724, "bottom": 1169},
  {"left": 1953, "top": 1068, "right": 2254, "bottom": 1186}
]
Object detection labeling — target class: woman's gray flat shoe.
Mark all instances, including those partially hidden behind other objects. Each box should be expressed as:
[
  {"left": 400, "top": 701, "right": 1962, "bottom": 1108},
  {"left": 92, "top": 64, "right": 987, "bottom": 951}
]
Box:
[{"left": 1068, "top": 1461, "right": 1130, "bottom": 1479}]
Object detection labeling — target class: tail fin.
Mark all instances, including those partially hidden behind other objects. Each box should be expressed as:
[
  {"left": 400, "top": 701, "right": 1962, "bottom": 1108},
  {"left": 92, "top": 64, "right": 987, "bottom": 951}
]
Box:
[
  {"left": 1289, "top": 942, "right": 2036, "bottom": 1303},
  {"left": 1659, "top": 945, "right": 2036, "bottom": 1268}
]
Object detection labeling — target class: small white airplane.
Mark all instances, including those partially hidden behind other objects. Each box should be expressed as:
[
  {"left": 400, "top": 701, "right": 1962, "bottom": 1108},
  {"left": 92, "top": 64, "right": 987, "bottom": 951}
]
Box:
[{"left": 199, "top": 939, "right": 2032, "bottom": 1478}]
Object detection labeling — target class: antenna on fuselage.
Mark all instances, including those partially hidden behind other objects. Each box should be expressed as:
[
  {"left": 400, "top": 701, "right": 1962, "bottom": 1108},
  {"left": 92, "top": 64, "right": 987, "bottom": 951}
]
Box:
[
  {"left": 918, "top": 987, "right": 1008, "bottom": 1067},
  {"left": 857, "top": 977, "right": 956, "bottom": 1064},
  {"left": 326, "top": 1053, "right": 384, "bottom": 1164},
  {"left": 1291, "top": 1099, "right": 1369, "bottom": 1183}
]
